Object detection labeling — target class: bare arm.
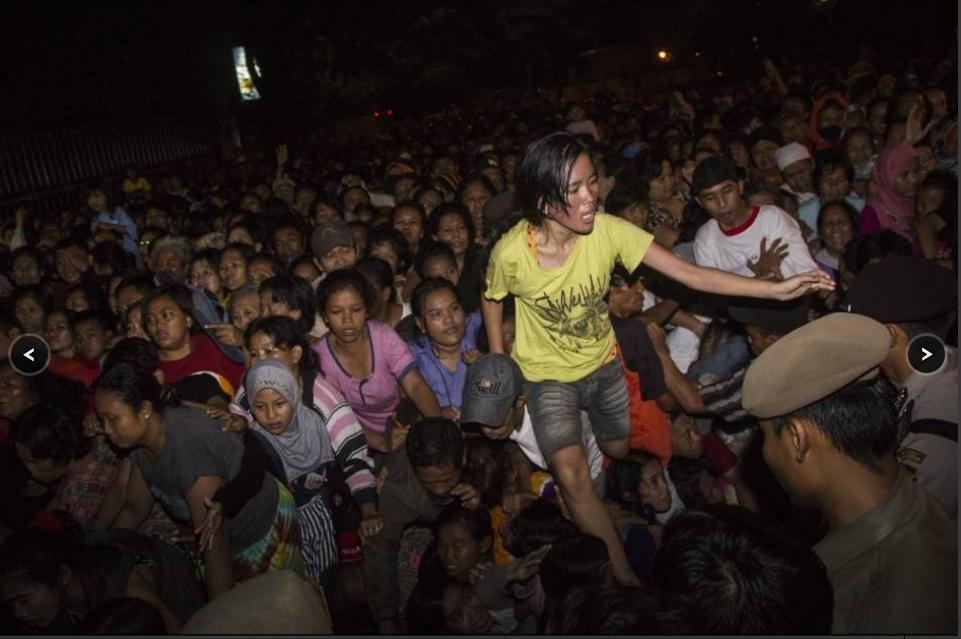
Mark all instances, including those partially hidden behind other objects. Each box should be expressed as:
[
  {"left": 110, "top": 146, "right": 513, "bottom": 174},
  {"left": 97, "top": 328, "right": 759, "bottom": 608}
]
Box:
[
  {"left": 111, "top": 462, "right": 156, "bottom": 532},
  {"left": 401, "top": 369, "right": 442, "bottom": 419},
  {"left": 186, "top": 476, "right": 233, "bottom": 600},
  {"left": 915, "top": 214, "right": 944, "bottom": 260},
  {"left": 646, "top": 323, "right": 706, "bottom": 415},
  {"left": 641, "top": 242, "right": 833, "bottom": 300},
  {"left": 481, "top": 296, "right": 505, "bottom": 354},
  {"left": 669, "top": 309, "right": 707, "bottom": 337},
  {"left": 92, "top": 457, "right": 131, "bottom": 531},
  {"left": 640, "top": 299, "right": 681, "bottom": 327}
]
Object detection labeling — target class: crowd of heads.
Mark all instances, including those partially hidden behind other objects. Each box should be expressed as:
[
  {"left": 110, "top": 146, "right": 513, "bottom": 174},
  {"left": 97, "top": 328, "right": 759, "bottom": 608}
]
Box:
[{"left": 0, "top": 44, "right": 957, "bottom": 635}]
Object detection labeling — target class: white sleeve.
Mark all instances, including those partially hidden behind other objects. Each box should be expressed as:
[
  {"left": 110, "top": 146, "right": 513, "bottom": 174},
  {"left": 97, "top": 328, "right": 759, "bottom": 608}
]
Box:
[
  {"left": 772, "top": 210, "right": 819, "bottom": 276},
  {"left": 693, "top": 225, "right": 718, "bottom": 268}
]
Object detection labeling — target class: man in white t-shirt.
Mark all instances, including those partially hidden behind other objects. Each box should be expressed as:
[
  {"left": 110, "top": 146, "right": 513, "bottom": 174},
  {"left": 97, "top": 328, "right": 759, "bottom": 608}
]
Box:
[{"left": 692, "top": 155, "right": 818, "bottom": 278}]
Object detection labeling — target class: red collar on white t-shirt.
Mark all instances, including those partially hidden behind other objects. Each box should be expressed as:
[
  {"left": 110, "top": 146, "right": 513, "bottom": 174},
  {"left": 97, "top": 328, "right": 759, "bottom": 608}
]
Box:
[{"left": 720, "top": 206, "right": 761, "bottom": 236}]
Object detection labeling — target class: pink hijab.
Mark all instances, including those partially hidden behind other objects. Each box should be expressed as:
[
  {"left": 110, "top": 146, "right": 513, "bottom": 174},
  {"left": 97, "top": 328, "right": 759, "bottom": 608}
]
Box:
[{"left": 868, "top": 143, "right": 919, "bottom": 233}]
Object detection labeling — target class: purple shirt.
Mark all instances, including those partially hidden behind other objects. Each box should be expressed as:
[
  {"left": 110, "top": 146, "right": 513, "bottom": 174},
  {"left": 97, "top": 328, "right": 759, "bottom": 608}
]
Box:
[
  {"left": 409, "top": 312, "right": 481, "bottom": 409},
  {"left": 314, "top": 320, "right": 417, "bottom": 434}
]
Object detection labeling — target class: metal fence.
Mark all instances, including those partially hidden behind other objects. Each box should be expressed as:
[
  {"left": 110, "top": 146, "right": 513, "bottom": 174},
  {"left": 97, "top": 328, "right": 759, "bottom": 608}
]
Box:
[{"left": 0, "top": 120, "right": 216, "bottom": 218}]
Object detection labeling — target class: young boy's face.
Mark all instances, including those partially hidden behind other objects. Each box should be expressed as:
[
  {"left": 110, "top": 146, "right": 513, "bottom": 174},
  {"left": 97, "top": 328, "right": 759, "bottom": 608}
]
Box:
[{"left": 74, "top": 319, "right": 111, "bottom": 361}]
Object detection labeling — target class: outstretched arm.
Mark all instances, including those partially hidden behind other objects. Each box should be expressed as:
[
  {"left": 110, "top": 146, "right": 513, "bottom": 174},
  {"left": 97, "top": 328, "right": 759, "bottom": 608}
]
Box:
[{"left": 641, "top": 242, "right": 833, "bottom": 301}]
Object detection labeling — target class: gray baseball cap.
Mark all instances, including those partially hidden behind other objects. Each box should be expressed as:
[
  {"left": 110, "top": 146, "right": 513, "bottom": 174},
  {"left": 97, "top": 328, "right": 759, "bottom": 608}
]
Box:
[{"left": 460, "top": 353, "right": 524, "bottom": 427}]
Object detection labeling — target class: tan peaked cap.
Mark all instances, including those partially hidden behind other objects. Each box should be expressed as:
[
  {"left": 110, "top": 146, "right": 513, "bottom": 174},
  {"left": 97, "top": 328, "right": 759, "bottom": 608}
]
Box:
[{"left": 742, "top": 313, "right": 891, "bottom": 419}]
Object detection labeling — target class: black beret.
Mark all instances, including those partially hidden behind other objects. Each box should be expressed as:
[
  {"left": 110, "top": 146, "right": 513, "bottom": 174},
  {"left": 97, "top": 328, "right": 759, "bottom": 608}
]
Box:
[
  {"left": 692, "top": 155, "right": 739, "bottom": 194},
  {"left": 845, "top": 256, "right": 957, "bottom": 324},
  {"left": 728, "top": 299, "right": 809, "bottom": 336}
]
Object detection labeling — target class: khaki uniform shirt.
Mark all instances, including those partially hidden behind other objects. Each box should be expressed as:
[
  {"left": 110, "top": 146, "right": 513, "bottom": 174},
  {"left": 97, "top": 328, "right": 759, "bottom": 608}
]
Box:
[
  {"left": 898, "top": 348, "right": 958, "bottom": 520},
  {"left": 814, "top": 471, "right": 957, "bottom": 635}
]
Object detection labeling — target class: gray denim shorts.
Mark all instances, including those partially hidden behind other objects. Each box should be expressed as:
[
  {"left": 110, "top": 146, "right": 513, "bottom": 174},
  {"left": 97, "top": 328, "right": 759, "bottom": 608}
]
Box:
[{"left": 525, "top": 356, "right": 631, "bottom": 464}]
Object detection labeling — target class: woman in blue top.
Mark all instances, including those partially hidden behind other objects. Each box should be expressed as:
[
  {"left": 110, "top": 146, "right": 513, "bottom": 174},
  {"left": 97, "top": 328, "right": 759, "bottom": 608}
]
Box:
[
  {"left": 88, "top": 187, "right": 139, "bottom": 258},
  {"left": 409, "top": 278, "right": 482, "bottom": 422}
]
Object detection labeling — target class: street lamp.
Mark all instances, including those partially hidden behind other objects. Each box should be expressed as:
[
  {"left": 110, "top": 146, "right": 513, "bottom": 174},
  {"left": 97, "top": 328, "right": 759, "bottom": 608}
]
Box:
[{"left": 657, "top": 49, "right": 670, "bottom": 62}]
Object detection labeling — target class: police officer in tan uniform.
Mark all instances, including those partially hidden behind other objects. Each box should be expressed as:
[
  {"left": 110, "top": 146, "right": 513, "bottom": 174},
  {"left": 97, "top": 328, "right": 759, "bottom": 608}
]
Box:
[
  {"left": 845, "top": 255, "right": 958, "bottom": 520},
  {"left": 742, "top": 313, "right": 957, "bottom": 635}
]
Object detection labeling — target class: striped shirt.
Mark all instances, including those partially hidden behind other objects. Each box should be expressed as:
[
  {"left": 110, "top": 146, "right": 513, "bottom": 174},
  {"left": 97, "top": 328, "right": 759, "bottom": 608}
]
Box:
[
  {"left": 698, "top": 366, "right": 750, "bottom": 424},
  {"left": 231, "top": 372, "right": 377, "bottom": 506}
]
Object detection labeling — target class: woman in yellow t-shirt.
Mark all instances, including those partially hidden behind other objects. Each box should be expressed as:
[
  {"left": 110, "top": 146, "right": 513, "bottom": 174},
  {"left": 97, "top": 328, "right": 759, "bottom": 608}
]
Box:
[{"left": 481, "top": 131, "right": 833, "bottom": 586}]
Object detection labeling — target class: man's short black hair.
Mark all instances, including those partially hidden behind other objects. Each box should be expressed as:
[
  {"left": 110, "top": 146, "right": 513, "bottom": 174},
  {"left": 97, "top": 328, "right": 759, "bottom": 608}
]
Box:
[
  {"left": 406, "top": 417, "right": 464, "bottom": 470},
  {"left": 514, "top": 132, "right": 594, "bottom": 226},
  {"left": 652, "top": 505, "right": 834, "bottom": 634},
  {"left": 773, "top": 375, "right": 899, "bottom": 471}
]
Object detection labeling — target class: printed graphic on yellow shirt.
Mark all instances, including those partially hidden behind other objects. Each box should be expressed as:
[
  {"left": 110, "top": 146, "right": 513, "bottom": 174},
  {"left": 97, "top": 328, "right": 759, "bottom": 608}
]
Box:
[{"left": 532, "top": 272, "right": 610, "bottom": 351}]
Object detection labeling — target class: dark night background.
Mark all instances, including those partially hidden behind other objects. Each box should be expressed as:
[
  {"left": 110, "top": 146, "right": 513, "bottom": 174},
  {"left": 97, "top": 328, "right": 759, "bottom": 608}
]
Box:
[
  {"left": 0, "top": 0, "right": 956, "bottom": 212},
  {"left": 3, "top": 0, "right": 957, "bottom": 131}
]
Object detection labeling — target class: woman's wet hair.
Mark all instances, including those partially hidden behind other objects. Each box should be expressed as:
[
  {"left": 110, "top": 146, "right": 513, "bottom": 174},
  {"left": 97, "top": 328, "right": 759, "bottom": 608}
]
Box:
[{"left": 514, "top": 131, "right": 594, "bottom": 225}]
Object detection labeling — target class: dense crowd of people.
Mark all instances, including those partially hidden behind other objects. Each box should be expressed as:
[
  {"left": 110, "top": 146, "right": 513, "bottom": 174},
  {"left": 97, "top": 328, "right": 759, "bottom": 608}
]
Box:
[{"left": 0, "top": 48, "right": 957, "bottom": 634}]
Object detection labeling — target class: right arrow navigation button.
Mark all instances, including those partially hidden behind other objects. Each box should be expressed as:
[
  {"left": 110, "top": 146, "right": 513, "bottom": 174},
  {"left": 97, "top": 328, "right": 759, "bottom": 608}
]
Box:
[{"left": 907, "top": 334, "right": 947, "bottom": 376}]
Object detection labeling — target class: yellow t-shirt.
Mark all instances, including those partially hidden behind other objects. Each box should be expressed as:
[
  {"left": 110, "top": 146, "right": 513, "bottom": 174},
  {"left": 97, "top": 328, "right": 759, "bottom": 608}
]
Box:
[
  {"left": 485, "top": 214, "right": 653, "bottom": 383},
  {"left": 122, "top": 176, "right": 151, "bottom": 194}
]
